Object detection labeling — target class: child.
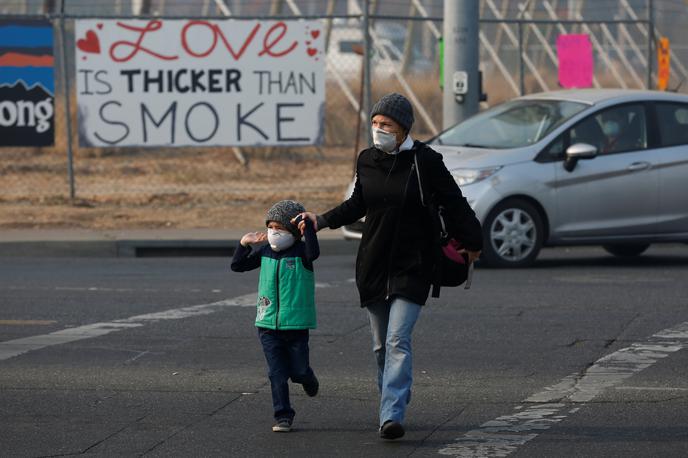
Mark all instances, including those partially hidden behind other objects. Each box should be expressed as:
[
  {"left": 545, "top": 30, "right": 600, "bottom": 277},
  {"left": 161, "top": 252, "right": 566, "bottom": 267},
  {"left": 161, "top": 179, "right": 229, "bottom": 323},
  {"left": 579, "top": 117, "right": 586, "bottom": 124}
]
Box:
[{"left": 231, "top": 200, "right": 320, "bottom": 433}]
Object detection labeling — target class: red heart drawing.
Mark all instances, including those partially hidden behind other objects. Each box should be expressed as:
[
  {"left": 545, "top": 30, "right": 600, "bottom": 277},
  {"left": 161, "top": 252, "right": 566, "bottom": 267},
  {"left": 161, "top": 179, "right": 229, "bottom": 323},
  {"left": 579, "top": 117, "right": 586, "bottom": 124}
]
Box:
[
  {"left": 307, "top": 47, "right": 317, "bottom": 57},
  {"left": 97, "top": 23, "right": 103, "bottom": 29},
  {"left": 77, "top": 30, "right": 100, "bottom": 54},
  {"left": 310, "top": 30, "right": 320, "bottom": 39}
]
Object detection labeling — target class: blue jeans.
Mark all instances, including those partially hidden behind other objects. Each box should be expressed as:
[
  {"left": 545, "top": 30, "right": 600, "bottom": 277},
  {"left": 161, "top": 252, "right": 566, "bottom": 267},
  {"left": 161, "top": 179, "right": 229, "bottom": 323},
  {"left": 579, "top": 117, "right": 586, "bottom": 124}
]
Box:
[
  {"left": 258, "top": 328, "right": 317, "bottom": 421},
  {"left": 366, "top": 297, "right": 422, "bottom": 426}
]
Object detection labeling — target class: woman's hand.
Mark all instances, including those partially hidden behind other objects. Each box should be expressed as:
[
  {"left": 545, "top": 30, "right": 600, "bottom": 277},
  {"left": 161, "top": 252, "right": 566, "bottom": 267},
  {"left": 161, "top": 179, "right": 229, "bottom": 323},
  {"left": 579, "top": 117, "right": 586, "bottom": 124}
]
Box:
[
  {"left": 458, "top": 248, "right": 481, "bottom": 264},
  {"left": 292, "top": 212, "right": 319, "bottom": 234},
  {"left": 465, "top": 250, "right": 481, "bottom": 264},
  {"left": 240, "top": 231, "right": 267, "bottom": 247}
]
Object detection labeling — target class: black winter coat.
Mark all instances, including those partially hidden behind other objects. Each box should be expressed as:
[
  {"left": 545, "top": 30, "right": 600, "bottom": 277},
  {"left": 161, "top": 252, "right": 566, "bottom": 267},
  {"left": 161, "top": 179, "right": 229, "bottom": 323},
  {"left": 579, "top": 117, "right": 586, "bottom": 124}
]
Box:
[{"left": 321, "top": 140, "right": 483, "bottom": 308}]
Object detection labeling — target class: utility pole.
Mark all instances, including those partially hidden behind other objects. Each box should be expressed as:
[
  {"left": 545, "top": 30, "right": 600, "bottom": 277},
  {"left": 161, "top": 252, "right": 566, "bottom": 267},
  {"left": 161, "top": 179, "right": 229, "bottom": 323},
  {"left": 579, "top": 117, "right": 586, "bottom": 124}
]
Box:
[
  {"left": 443, "top": 0, "right": 480, "bottom": 129},
  {"left": 362, "top": 0, "right": 372, "bottom": 145}
]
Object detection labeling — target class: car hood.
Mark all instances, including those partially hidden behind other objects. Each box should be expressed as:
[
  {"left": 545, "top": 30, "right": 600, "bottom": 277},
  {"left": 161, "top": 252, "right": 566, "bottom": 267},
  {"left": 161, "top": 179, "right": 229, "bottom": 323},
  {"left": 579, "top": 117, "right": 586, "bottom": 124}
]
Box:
[{"left": 430, "top": 144, "right": 534, "bottom": 170}]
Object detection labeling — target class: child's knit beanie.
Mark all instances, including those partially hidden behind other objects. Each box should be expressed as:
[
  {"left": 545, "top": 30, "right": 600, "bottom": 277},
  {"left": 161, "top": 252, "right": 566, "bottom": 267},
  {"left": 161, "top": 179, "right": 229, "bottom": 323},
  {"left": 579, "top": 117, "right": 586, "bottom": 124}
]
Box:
[{"left": 266, "top": 200, "right": 306, "bottom": 238}]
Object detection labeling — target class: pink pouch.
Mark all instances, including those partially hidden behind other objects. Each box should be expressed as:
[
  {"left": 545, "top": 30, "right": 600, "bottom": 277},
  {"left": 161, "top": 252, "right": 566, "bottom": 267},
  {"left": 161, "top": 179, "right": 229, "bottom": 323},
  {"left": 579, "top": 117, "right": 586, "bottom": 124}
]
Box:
[{"left": 441, "top": 239, "right": 466, "bottom": 264}]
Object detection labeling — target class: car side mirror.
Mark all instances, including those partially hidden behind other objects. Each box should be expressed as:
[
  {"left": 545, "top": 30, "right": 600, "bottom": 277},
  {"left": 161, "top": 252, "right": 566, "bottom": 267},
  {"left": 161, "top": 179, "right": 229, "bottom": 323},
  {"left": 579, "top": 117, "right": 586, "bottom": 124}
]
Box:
[{"left": 564, "top": 143, "right": 598, "bottom": 172}]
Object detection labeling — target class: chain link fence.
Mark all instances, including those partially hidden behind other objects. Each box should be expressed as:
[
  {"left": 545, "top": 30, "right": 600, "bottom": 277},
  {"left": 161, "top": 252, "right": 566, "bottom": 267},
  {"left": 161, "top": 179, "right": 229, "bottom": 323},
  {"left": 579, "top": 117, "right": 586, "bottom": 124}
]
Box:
[{"left": 1, "top": 0, "right": 687, "bottom": 229}]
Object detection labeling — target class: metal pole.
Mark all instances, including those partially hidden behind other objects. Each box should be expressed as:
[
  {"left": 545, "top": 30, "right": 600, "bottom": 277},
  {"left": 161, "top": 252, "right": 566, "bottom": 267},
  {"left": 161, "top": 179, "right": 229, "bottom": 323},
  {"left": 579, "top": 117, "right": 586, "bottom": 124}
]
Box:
[
  {"left": 362, "top": 0, "right": 372, "bottom": 145},
  {"left": 518, "top": 20, "right": 525, "bottom": 95},
  {"left": 323, "top": 0, "right": 336, "bottom": 52},
  {"left": 442, "top": 0, "right": 480, "bottom": 129},
  {"left": 59, "top": 0, "right": 75, "bottom": 200},
  {"left": 401, "top": 1, "right": 417, "bottom": 75},
  {"left": 646, "top": 0, "right": 654, "bottom": 88}
]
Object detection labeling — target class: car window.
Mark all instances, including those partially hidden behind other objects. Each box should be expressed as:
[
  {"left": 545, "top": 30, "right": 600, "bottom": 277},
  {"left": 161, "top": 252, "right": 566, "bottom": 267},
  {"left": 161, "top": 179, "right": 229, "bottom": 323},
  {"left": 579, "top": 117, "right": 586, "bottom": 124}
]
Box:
[
  {"left": 541, "top": 134, "right": 566, "bottom": 159},
  {"left": 591, "top": 104, "right": 647, "bottom": 155},
  {"left": 539, "top": 103, "right": 647, "bottom": 161},
  {"left": 432, "top": 99, "right": 587, "bottom": 149},
  {"left": 655, "top": 102, "right": 688, "bottom": 147},
  {"left": 569, "top": 114, "right": 607, "bottom": 152}
]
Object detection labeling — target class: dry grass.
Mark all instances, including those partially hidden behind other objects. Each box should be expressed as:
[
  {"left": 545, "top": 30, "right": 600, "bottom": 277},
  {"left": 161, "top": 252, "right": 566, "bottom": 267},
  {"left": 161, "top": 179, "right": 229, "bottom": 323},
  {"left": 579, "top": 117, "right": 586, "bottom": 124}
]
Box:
[{"left": 0, "top": 146, "right": 353, "bottom": 230}]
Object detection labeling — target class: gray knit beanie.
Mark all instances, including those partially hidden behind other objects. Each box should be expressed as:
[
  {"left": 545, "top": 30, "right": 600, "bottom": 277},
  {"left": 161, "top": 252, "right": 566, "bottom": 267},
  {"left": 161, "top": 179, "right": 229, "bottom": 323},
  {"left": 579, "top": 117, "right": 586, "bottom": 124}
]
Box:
[
  {"left": 266, "top": 200, "right": 305, "bottom": 238},
  {"left": 370, "top": 92, "right": 414, "bottom": 132}
]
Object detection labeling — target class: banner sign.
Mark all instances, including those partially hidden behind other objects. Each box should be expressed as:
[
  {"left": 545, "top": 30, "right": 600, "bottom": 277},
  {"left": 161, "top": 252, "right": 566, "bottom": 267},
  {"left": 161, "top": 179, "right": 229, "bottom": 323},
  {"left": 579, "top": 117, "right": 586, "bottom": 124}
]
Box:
[
  {"left": 556, "top": 34, "right": 593, "bottom": 89},
  {"left": 75, "top": 19, "right": 325, "bottom": 147},
  {"left": 0, "top": 19, "right": 55, "bottom": 146},
  {"left": 657, "top": 37, "right": 670, "bottom": 91}
]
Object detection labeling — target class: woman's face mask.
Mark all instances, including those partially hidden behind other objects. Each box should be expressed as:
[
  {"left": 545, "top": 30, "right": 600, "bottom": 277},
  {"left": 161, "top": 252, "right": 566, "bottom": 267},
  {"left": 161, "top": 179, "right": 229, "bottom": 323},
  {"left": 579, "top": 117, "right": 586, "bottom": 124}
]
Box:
[
  {"left": 372, "top": 127, "right": 398, "bottom": 153},
  {"left": 602, "top": 120, "right": 620, "bottom": 137},
  {"left": 267, "top": 228, "right": 295, "bottom": 252}
]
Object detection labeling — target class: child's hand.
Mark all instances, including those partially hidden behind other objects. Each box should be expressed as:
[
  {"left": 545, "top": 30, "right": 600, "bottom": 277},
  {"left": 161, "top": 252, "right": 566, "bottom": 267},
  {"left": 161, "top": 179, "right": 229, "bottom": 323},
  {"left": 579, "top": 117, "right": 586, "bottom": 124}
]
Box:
[{"left": 240, "top": 231, "right": 267, "bottom": 247}]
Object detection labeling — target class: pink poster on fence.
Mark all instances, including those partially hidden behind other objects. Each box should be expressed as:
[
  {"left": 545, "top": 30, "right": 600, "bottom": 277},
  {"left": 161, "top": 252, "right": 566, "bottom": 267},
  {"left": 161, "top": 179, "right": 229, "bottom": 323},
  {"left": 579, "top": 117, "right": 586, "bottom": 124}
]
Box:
[{"left": 556, "top": 34, "right": 593, "bottom": 88}]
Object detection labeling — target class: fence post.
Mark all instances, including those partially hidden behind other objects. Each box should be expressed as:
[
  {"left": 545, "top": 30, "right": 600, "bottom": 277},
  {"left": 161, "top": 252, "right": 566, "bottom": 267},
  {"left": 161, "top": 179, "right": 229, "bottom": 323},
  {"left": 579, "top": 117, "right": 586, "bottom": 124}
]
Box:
[
  {"left": 646, "top": 0, "right": 654, "bottom": 88},
  {"left": 59, "top": 0, "right": 75, "bottom": 200}
]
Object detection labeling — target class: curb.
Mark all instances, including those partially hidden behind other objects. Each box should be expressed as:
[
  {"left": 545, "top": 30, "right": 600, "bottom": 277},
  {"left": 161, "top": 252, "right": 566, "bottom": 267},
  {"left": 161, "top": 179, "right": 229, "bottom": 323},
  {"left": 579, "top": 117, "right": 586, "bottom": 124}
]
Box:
[{"left": 0, "top": 238, "right": 359, "bottom": 258}]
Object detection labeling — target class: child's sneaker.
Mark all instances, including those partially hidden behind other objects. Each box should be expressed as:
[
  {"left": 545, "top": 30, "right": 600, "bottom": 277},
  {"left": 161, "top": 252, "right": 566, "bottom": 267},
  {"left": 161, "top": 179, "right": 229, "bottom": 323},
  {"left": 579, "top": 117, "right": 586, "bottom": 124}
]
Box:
[
  {"left": 302, "top": 374, "right": 319, "bottom": 397},
  {"left": 272, "top": 418, "right": 292, "bottom": 432}
]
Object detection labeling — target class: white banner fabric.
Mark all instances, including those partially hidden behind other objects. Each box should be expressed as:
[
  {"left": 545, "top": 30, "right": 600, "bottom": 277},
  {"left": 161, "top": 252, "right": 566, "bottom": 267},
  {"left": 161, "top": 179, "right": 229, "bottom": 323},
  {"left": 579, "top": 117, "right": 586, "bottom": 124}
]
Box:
[{"left": 75, "top": 19, "right": 325, "bottom": 147}]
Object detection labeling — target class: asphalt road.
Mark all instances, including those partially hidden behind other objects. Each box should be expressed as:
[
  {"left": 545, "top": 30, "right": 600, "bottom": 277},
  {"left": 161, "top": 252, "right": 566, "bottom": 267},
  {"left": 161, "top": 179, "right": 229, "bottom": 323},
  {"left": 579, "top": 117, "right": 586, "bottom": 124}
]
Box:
[{"left": 1, "top": 245, "right": 688, "bottom": 457}]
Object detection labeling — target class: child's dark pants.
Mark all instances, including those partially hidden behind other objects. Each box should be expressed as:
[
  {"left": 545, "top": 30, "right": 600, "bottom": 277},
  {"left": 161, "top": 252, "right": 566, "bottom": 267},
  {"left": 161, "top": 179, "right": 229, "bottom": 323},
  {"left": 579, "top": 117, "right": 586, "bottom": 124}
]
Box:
[{"left": 258, "top": 328, "right": 317, "bottom": 421}]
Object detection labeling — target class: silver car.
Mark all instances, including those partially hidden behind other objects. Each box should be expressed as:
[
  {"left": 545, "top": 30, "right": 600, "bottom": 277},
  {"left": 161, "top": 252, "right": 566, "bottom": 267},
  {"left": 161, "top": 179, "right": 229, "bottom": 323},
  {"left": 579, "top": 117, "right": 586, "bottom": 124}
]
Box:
[{"left": 342, "top": 89, "right": 688, "bottom": 267}]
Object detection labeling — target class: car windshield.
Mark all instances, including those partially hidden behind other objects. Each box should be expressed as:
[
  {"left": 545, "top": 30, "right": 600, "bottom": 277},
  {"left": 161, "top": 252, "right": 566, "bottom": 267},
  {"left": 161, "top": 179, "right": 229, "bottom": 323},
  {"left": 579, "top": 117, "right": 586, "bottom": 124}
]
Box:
[{"left": 432, "top": 99, "right": 588, "bottom": 149}]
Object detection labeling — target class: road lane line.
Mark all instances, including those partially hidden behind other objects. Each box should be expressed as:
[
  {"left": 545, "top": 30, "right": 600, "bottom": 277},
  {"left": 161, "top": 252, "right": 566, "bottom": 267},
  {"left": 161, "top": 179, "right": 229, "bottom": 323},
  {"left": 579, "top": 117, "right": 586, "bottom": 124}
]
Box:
[
  {"left": 438, "top": 320, "right": 688, "bottom": 457},
  {"left": 615, "top": 386, "right": 688, "bottom": 392},
  {"left": 0, "top": 293, "right": 257, "bottom": 362},
  {"left": 0, "top": 320, "right": 57, "bottom": 326}
]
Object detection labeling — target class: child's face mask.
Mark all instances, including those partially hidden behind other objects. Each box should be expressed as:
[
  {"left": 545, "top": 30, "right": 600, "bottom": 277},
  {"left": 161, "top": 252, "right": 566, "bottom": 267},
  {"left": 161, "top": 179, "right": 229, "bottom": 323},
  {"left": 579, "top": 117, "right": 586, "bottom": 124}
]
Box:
[
  {"left": 372, "top": 127, "right": 398, "bottom": 153},
  {"left": 267, "top": 228, "right": 295, "bottom": 252}
]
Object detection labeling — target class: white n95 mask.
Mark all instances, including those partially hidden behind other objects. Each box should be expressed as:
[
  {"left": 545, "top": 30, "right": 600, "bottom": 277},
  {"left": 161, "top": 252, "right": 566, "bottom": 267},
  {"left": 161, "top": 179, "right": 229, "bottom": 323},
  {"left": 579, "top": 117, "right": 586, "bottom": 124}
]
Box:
[
  {"left": 372, "top": 127, "right": 397, "bottom": 153},
  {"left": 267, "top": 228, "right": 295, "bottom": 252}
]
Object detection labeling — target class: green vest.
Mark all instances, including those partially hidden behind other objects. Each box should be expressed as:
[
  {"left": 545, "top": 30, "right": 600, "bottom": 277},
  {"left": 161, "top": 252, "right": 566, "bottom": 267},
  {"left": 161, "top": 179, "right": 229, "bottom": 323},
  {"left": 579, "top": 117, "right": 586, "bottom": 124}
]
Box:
[{"left": 255, "top": 255, "right": 316, "bottom": 330}]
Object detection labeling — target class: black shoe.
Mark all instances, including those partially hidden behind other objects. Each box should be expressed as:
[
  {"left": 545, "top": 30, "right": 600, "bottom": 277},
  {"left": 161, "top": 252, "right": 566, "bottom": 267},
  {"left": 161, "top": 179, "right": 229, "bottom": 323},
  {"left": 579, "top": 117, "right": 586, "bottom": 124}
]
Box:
[
  {"left": 272, "top": 418, "right": 293, "bottom": 432},
  {"left": 303, "top": 375, "right": 319, "bottom": 397},
  {"left": 379, "top": 420, "right": 405, "bottom": 440}
]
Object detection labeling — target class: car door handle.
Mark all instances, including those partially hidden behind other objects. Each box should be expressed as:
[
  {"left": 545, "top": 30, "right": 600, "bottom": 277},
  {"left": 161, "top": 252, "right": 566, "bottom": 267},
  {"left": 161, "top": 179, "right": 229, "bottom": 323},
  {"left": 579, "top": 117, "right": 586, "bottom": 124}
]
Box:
[{"left": 627, "top": 161, "right": 651, "bottom": 171}]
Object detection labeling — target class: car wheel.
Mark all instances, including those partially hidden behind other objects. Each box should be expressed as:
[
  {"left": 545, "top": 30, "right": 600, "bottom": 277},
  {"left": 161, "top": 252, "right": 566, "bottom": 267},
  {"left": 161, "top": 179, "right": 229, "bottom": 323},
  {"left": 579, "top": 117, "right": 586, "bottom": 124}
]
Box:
[
  {"left": 481, "top": 199, "right": 544, "bottom": 268},
  {"left": 602, "top": 244, "right": 650, "bottom": 257}
]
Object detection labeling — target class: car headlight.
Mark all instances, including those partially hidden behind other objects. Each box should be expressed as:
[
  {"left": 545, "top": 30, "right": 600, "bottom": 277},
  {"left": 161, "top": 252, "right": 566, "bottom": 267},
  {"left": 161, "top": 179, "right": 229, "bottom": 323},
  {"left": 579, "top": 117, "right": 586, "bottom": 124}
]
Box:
[{"left": 450, "top": 166, "right": 502, "bottom": 186}]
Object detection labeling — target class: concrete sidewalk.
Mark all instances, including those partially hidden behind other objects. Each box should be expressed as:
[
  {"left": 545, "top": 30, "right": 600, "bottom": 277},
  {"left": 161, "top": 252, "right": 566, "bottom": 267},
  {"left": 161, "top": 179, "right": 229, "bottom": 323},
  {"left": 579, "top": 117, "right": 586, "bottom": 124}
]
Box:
[{"left": 0, "top": 229, "right": 358, "bottom": 257}]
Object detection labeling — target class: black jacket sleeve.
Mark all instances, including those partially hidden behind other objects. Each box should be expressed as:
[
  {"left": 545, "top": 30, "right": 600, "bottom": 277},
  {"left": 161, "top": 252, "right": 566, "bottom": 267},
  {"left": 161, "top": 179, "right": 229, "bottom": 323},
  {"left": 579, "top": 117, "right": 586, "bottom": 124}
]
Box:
[
  {"left": 319, "top": 159, "right": 367, "bottom": 230},
  {"left": 422, "top": 147, "right": 483, "bottom": 251},
  {"left": 303, "top": 218, "right": 320, "bottom": 263},
  {"left": 230, "top": 243, "right": 262, "bottom": 272}
]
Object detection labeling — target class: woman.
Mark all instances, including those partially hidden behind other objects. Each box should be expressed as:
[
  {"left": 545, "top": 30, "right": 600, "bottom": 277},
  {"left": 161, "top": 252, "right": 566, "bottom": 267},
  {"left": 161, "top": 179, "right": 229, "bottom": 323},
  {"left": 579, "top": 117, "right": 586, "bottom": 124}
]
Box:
[{"left": 298, "top": 92, "right": 482, "bottom": 440}]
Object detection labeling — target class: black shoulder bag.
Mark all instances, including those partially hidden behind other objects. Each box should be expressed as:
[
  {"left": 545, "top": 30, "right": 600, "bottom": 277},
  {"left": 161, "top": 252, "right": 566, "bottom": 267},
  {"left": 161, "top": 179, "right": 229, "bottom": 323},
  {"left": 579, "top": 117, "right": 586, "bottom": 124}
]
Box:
[{"left": 413, "top": 151, "right": 473, "bottom": 297}]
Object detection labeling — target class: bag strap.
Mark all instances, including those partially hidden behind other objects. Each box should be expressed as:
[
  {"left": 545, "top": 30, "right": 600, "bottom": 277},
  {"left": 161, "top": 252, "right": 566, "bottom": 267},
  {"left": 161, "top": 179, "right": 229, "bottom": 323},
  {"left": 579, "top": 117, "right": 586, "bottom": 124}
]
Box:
[
  {"left": 413, "top": 152, "right": 426, "bottom": 207},
  {"left": 414, "top": 151, "right": 448, "bottom": 240},
  {"left": 413, "top": 150, "right": 444, "bottom": 298}
]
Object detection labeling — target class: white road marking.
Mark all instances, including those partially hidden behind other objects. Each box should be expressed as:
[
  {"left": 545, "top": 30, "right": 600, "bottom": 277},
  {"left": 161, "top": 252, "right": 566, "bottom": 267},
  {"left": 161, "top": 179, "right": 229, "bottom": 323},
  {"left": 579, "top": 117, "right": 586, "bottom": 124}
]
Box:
[
  {"left": 438, "top": 320, "right": 688, "bottom": 457},
  {"left": 553, "top": 274, "right": 672, "bottom": 285},
  {"left": 615, "top": 386, "right": 688, "bottom": 392},
  {"left": 6, "top": 286, "right": 226, "bottom": 294},
  {"left": 0, "top": 293, "right": 256, "bottom": 362}
]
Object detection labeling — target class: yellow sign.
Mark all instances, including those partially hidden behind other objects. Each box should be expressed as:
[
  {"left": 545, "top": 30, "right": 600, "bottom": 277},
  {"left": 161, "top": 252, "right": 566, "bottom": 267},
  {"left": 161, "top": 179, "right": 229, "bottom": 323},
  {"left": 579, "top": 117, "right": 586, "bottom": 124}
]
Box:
[{"left": 657, "top": 37, "right": 670, "bottom": 91}]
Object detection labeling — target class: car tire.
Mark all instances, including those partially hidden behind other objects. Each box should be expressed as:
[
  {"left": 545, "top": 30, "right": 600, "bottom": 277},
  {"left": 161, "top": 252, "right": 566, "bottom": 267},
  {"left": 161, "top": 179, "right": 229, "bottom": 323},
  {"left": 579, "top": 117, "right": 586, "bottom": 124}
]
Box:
[
  {"left": 602, "top": 243, "right": 650, "bottom": 257},
  {"left": 481, "top": 199, "right": 544, "bottom": 268}
]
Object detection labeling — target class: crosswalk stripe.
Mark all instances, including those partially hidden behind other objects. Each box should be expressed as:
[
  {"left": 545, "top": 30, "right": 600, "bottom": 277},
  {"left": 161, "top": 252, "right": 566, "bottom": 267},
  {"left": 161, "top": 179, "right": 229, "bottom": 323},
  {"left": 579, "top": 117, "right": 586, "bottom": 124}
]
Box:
[
  {"left": 0, "top": 293, "right": 256, "bottom": 362},
  {"left": 438, "top": 320, "right": 688, "bottom": 457}
]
